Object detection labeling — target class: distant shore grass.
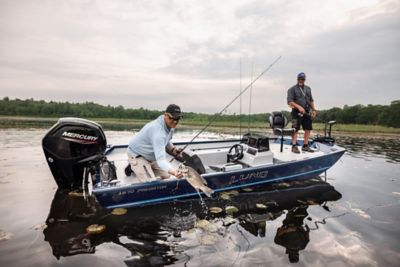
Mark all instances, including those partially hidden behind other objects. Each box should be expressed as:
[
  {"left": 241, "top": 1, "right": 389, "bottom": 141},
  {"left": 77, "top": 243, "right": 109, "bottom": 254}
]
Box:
[{"left": 1, "top": 115, "right": 399, "bottom": 136}]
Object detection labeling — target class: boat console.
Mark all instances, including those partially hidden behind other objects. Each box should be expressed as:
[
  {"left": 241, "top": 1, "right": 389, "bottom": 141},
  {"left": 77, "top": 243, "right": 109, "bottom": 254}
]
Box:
[
  {"left": 201, "top": 135, "right": 275, "bottom": 172},
  {"left": 239, "top": 135, "right": 274, "bottom": 167}
]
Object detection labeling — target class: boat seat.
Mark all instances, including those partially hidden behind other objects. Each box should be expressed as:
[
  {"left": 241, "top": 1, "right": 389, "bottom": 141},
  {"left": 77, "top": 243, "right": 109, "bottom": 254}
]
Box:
[
  {"left": 193, "top": 148, "right": 230, "bottom": 168},
  {"left": 269, "top": 111, "right": 296, "bottom": 152},
  {"left": 181, "top": 149, "right": 206, "bottom": 174},
  {"left": 209, "top": 163, "right": 243, "bottom": 172}
]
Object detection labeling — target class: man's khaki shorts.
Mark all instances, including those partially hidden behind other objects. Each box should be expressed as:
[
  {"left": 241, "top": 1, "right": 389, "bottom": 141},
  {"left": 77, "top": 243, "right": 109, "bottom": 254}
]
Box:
[{"left": 128, "top": 155, "right": 170, "bottom": 182}]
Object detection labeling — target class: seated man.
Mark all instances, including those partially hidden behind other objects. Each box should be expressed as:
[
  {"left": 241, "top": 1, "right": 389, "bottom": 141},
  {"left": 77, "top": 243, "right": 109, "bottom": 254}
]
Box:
[{"left": 126, "top": 104, "right": 183, "bottom": 182}]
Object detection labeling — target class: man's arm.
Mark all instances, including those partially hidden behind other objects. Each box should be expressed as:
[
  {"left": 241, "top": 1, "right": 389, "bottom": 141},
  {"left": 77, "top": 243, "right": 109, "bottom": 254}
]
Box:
[
  {"left": 308, "top": 87, "right": 317, "bottom": 118},
  {"left": 152, "top": 136, "right": 183, "bottom": 178},
  {"left": 288, "top": 101, "right": 306, "bottom": 114},
  {"left": 287, "top": 87, "right": 306, "bottom": 114},
  {"left": 166, "top": 142, "right": 183, "bottom": 158},
  {"left": 310, "top": 101, "right": 317, "bottom": 118}
]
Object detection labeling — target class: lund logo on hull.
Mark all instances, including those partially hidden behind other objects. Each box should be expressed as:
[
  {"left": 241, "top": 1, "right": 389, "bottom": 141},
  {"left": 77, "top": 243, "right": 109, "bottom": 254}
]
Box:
[
  {"left": 229, "top": 170, "right": 268, "bottom": 185},
  {"left": 62, "top": 131, "right": 98, "bottom": 144}
]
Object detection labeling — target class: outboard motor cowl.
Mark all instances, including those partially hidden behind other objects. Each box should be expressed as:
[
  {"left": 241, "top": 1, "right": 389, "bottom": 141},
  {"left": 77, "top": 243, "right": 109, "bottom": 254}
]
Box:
[{"left": 42, "top": 118, "right": 107, "bottom": 189}]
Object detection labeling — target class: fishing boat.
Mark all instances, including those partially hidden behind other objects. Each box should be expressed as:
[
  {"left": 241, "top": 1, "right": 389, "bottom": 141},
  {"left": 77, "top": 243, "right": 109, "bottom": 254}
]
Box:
[{"left": 42, "top": 114, "right": 345, "bottom": 209}]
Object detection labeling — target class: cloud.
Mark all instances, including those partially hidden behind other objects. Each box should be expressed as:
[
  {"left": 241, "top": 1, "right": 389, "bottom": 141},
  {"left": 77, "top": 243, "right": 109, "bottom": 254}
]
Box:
[{"left": 0, "top": 0, "right": 399, "bottom": 113}]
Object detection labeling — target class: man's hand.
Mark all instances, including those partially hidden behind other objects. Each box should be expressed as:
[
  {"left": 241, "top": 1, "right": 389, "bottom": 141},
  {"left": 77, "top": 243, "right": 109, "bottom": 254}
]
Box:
[
  {"left": 169, "top": 168, "right": 183, "bottom": 179},
  {"left": 311, "top": 110, "right": 317, "bottom": 119},
  {"left": 289, "top": 102, "right": 305, "bottom": 114},
  {"left": 298, "top": 106, "right": 306, "bottom": 114}
]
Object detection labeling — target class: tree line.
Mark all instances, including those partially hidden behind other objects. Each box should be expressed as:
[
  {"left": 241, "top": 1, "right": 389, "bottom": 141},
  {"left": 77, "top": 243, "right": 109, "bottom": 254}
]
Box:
[{"left": 0, "top": 97, "right": 399, "bottom": 128}]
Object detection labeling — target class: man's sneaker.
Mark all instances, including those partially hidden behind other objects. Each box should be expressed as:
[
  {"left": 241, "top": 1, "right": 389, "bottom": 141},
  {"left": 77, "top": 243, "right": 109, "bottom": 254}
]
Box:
[
  {"left": 291, "top": 145, "right": 300, "bottom": 154},
  {"left": 124, "top": 164, "right": 133, "bottom": 176},
  {"left": 302, "top": 145, "right": 314, "bottom": 153}
]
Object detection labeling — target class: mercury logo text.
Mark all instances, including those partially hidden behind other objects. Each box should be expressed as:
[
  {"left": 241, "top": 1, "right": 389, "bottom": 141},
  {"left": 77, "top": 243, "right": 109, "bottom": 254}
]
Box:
[{"left": 62, "top": 132, "right": 98, "bottom": 143}]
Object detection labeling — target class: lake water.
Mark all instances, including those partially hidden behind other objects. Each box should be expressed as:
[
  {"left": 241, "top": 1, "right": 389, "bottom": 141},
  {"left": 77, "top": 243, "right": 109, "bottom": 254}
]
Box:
[{"left": 0, "top": 129, "right": 399, "bottom": 267}]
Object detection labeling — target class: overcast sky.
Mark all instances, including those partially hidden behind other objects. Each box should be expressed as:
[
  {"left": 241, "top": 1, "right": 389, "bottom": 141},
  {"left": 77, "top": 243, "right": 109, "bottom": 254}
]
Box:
[{"left": 0, "top": 0, "right": 399, "bottom": 114}]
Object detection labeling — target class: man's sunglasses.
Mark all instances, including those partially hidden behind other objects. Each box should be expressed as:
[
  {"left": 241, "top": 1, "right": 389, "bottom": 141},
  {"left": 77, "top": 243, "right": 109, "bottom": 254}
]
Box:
[
  {"left": 167, "top": 113, "right": 182, "bottom": 122},
  {"left": 298, "top": 78, "right": 306, "bottom": 81}
]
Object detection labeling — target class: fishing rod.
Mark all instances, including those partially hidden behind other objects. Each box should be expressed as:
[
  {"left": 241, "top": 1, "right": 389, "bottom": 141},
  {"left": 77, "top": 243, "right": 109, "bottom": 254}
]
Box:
[
  {"left": 239, "top": 58, "right": 242, "bottom": 138},
  {"left": 180, "top": 55, "right": 282, "bottom": 151},
  {"left": 248, "top": 60, "right": 254, "bottom": 134}
]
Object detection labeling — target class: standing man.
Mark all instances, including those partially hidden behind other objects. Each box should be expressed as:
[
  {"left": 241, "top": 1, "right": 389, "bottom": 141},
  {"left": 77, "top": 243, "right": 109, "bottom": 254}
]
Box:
[
  {"left": 287, "top": 72, "right": 317, "bottom": 153},
  {"left": 126, "top": 104, "right": 184, "bottom": 182}
]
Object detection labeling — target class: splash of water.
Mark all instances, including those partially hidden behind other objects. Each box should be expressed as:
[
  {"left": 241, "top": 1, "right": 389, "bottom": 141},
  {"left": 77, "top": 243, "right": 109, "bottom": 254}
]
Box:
[{"left": 195, "top": 190, "right": 209, "bottom": 214}]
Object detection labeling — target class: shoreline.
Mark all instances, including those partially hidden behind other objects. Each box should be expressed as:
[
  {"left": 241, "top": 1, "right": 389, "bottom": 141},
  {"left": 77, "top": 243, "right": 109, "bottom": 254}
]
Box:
[{"left": 1, "top": 115, "right": 399, "bottom": 137}]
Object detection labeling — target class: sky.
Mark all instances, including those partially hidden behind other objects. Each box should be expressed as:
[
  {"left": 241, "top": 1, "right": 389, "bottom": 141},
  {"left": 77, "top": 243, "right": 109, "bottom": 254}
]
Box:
[{"left": 0, "top": 0, "right": 399, "bottom": 114}]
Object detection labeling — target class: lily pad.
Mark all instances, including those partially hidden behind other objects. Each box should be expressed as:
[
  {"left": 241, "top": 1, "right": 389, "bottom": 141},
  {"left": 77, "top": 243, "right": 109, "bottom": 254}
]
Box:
[
  {"left": 111, "top": 208, "right": 127, "bottom": 216},
  {"left": 223, "top": 216, "right": 237, "bottom": 226},
  {"left": 32, "top": 224, "right": 47, "bottom": 230},
  {"left": 256, "top": 203, "right": 267, "bottom": 209},
  {"left": 219, "top": 192, "right": 231, "bottom": 200},
  {"left": 195, "top": 219, "right": 210, "bottom": 230},
  {"left": 86, "top": 224, "right": 106, "bottom": 234},
  {"left": 225, "top": 205, "right": 239, "bottom": 214},
  {"left": 0, "top": 230, "right": 13, "bottom": 241},
  {"left": 277, "top": 182, "right": 290, "bottom": 188},
  {"left": 242, "top": 188, "right": 253, "bottom": 192},
  {"left": 206, "top": 223, "right": 219, "bottom": 233},
  {"left": 209, "top": 207, "right": 223, "bottom": 214},
  {"left": 226, "top": 190, "right": 239, "bottom": 196}
]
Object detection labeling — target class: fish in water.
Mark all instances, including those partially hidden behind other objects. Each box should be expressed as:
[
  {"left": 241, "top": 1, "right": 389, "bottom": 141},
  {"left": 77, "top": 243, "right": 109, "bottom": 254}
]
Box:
[{"left": 179, "top": 164, "right": 214, "bottom": 197}]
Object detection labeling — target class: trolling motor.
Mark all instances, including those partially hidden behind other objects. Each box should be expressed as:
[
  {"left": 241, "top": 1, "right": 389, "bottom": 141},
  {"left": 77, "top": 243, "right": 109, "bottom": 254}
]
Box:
[
  {"left": 314, "top": 120, "right": 336, "bottom": 145},
  {"left": 42, "top": 118, "right": 107, "bottom": 189}
]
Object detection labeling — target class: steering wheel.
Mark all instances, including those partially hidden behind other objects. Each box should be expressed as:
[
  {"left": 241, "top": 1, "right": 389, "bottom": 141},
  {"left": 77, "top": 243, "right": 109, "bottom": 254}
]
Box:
[{"left": 227, "top": 144, "right": 244, "bottom": 162}]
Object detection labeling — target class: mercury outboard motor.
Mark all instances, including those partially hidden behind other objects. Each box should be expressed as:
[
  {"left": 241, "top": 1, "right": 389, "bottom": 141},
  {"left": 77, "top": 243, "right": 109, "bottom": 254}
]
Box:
[{"left": 42, "top": 118, "right": 107, "bottom": 189}]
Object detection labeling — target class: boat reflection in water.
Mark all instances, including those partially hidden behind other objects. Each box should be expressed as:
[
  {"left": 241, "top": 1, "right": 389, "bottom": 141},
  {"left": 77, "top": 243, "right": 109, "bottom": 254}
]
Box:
[{"left": 43, "top": 176, "right": 342, "bottom": 265}]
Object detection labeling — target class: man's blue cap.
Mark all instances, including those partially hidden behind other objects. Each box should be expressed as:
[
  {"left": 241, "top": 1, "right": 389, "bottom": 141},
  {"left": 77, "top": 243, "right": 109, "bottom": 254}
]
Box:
[{"left": 297, "top": 72, "right": 306, "bottom": 79}]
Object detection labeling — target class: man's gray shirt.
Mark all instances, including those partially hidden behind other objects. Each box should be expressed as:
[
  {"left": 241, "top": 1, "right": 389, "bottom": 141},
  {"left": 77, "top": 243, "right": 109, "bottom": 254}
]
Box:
[{"left": 287, "top": 84, "right": 314, "bottom": 110}]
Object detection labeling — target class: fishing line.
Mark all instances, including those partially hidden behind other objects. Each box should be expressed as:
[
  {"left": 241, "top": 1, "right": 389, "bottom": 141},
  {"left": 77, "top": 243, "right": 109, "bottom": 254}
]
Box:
[{"left": 181, "top": 55, "right": 282, "bottom": 151}]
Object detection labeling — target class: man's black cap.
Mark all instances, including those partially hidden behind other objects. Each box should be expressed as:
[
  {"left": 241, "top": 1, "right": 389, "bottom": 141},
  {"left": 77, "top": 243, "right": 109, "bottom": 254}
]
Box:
[{"left": 166, "top": 104, "right": 182, "bottom": 119}]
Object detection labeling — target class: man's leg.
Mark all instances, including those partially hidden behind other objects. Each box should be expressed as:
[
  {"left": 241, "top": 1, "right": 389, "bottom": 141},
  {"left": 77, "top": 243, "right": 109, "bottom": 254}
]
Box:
[
  {"left": 291, "top": 115, "right": 301, "bottom": 154},
  {"left": 150, "top": 161, "right": 171, "bottom": 179},
  {"left": 128, "top": 156, "right": 157, "bottom": 182},
  {"left": 304, "top": 130, "right": 310, "bottom": 146},
  {"left": 301, "top": 116, "right": 314, "bottom": 152},
  {"left": 291, "top": 130, "right": 298, "bottom": 146}
]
